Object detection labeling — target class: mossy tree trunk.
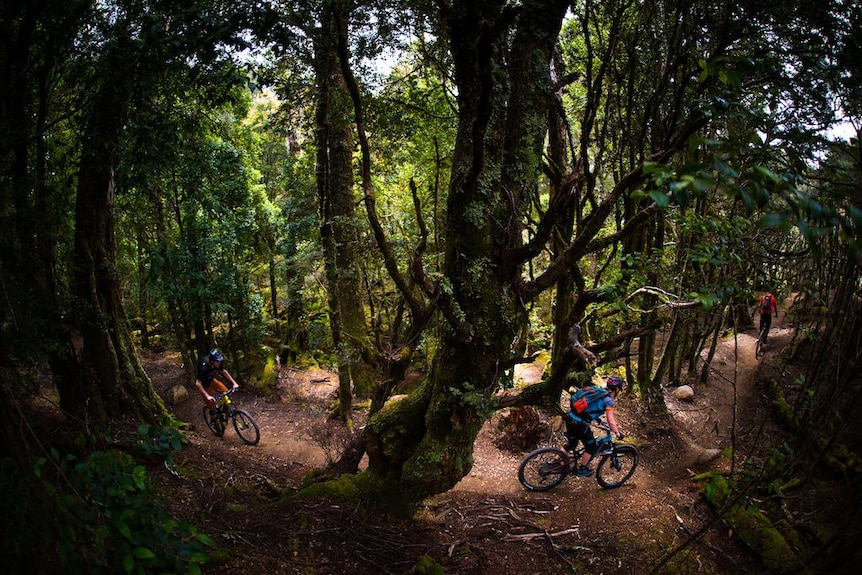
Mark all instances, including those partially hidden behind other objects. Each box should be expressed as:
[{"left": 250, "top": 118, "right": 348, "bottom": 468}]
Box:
[
  {"left": 359, "top": 0, "right": 573, "bottom": 500},
  {"left": 314, "top": 0, "right": 375, "bottom": 420},
  {"left": 59, "top": 35, "right": 169, "bottom": 430}
]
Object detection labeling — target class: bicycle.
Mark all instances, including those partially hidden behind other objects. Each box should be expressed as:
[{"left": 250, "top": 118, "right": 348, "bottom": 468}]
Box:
[
  {"left": 203, "top": 388, "right": 260, "bottom": 445},
  {"left": 755, "top": 323, "right": 767, "bottom": 359},
  {"left": 517, "top": 418, "right": 639, "bottom": 490}
]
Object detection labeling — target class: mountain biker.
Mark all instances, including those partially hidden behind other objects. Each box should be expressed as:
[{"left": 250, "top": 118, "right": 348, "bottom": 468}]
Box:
[
  {"left": 757, "top": 292, "right": 779, "bottom": 343},
  {"left": 195, "top": 348, "right": 239, "bottom": 411},
  {"left": 564, "top": 376, "right": 626, "bottom": 477}
]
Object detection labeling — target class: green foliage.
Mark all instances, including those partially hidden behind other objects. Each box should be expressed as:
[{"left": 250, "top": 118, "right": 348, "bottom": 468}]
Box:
[
  {"left": 449, "top": 382, "right": 497, "bottom": 421},
  {"left": 2, "top": 432, "right": 212, "bottom": 575},
  {"left": 136, "top": 419, "right": 187, "bottom": 469},
  {"left": 414, "top": 554, "right": 447, "bottom": 574}
]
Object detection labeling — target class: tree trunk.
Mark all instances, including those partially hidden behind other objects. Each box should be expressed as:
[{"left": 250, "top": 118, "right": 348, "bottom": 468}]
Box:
[
  {"left": 149, "top": 185, "right": 195, "bottom": 375},
  {"left": 269, "top": 254, "right": 279, "bottom": 319},
  {"left": 314, "top": 0, "right": 373, "bottom": 419},
  {"left": 548, "top": 47, "right": 579, "bottom": 368},
  {"left": 359, "top": 0, "right": 572, "bottom": 501},
  {"left": 59, "top": 43, "right": 169, "bottom": 429}
]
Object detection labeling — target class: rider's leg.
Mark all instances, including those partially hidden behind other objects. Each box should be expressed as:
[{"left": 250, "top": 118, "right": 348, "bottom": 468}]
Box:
[
  {"left": 578, "top": 427, "right": 597, "bottom": 468},
  {"left": 206, "top": 380, "right": 229, "bottom": 411},
  {"left": 576, "top": 431, "right": 597, "bottom": 477},
  {"left": 563, "top": 420, "right": 579, "bottom": 452}
]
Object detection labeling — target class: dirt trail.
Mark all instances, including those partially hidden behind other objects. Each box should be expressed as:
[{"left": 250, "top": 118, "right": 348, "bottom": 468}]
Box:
[
  {"left": 143, "top": 308, "right": 792, "bottom": 574},
  {"left": 159, "top": 319, "right": 787, "bottom": 492},
  {"left": 666, "top": 310, "right": 790, "bottom": 467}
]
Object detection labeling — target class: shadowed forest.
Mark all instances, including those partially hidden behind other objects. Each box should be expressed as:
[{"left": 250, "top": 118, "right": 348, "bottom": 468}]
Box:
[{"left": 1, "top": 1, "right": 861, "bottom": 574}]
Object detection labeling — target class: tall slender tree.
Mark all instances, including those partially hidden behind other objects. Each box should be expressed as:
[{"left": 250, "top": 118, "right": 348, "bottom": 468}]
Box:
[{"left": 310, "top": 0, "right": 388, "bottom": 421}]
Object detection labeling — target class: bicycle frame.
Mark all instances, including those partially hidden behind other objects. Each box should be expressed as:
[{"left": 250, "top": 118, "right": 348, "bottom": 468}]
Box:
[
  {"left": 573, "top": 420, "right": 616, "bottom": 465},
  {"left": 215, "top": 390, "right": 235, "bottom": 413},
  {"left": 203, "top": 388, "right": 260, "bottom": 445}
]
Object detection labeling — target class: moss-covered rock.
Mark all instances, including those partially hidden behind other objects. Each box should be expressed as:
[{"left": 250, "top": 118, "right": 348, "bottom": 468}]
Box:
[{"left": 701, "top": 474, "right": 801, "bottom": 573}]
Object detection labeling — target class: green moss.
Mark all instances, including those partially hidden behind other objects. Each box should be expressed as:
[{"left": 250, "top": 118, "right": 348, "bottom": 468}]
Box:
[
  {"left": 297, "top": 472, "right": 362, "bottom": 500},
  {"left": 723, "top": 504, "right": 798, "bottom": 571},
  {"left": 414, "top": 554, "right": 447, "bottom": 574},
  {"left": 767, "top": 378, "right": 798, "bottom": 429},
  {"left": 295, "top": 513, "right": 310, "bottom": 531},
  {"left": 207, "top": 548, "right": 231, "bottom": 565},
  {"left": 235, "top": 345, "right": 279, "bottom": 394},
  {"left": 822, "top": 441, "right": 862, "bottom": 478},
  {"left": 701, "top": 474, "right": 801, "bottom": 572},
  {"left": 293, "top": 470, "right": 414, "bottom": 517},
  {"left": 353, "top": 398, "right": 372, "bottom": 410}
]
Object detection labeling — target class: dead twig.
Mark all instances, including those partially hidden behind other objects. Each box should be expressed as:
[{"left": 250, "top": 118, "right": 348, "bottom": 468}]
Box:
[{"left": 503, "top": 527, "right": 580, "bottom": 541}]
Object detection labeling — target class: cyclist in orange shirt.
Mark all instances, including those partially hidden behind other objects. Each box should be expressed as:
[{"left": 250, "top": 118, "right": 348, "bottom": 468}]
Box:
[{"left": 195, "top": 348, "right": 239, "bottom": 412}]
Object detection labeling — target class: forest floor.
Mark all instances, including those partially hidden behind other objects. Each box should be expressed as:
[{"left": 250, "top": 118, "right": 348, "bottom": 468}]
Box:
[{"left": 136, "top": 312, "right": 793, "bottom": 575}]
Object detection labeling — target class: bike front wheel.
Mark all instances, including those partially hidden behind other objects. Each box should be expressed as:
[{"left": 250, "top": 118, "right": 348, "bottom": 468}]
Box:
[
  {"left": 232, "top": 409, "right": 260, "bottom": 445},
  {"left": 203, "top": 406, "right": 226, "bottom": 437},
  {"left": 596, "top": 444, "right": 639, "bottom": 489},
  {"left": 517, "top": 447, "right": 570, "bottom": 491}
]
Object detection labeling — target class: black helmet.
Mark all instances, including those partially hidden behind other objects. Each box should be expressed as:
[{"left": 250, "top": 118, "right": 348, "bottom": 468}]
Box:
[
  {"left": 209, "top": 348, "right": 224, "bottom": 362},
  {"left": 607, "top": 376, "right": 625, "bottom": 393}
]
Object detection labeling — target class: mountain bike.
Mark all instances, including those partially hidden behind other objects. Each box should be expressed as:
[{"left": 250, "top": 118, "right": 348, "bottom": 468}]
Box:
[
  {"left": 517, "top": 418, "right": 638, "bottom": 490},
  {"left": 203, "top": 388, "right": 260, "bottom": 445},
  {"left": 755, "top": 323, "right": 768, "bottom": 359}
]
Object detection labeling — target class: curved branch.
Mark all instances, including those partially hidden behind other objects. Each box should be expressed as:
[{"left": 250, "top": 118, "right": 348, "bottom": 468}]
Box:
[
  {"left": 495, "top": 320, "right": 661, "bottom": 410},
  {"left": 507, "top": 169, "right": 580, "bottom": 264},
  {"left": 583, "top": 202, "right": 661, "bottom": 254},
  {"left": 330, "top": 5, "right": 425, "bottom": 319},
  {"left": 519, "top": 161, "right": 646, "bottom": 301},
  {"left": 332, "top": 4, "right": 473, "bottom": 342}
]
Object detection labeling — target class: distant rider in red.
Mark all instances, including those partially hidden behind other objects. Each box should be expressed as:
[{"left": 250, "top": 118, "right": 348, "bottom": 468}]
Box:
[{"left": 757, "top": 292, "right": 779, "bottom": 343}]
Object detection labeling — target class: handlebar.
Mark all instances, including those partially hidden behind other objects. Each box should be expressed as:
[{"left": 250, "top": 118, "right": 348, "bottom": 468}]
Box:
[{"left": 213, "top": 387, "right": 239, "bottom": 401}]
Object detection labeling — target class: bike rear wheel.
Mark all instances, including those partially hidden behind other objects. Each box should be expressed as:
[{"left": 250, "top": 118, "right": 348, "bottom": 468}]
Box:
[
  {"left": 232, "top": 409, "right": 260, "bottom": 445},
  {"left": 596, "top": 444, "right": 639, "bottom": 488},
  {"left": 203, "top": 406, "right": 226, "bottom": 437},
  {"left": 517, "top": 447, "right": 570, "bottom": 491}
]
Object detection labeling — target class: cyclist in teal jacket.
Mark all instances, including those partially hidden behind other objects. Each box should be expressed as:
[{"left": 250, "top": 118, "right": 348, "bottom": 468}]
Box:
[{"left": 564, "top": 376, "right": 626, "bottom": 477}]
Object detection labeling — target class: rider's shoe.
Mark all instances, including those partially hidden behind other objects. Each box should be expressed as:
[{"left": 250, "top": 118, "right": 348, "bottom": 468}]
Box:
[{"left": 575, "top": 465, "right": 593, "bottom": 477}]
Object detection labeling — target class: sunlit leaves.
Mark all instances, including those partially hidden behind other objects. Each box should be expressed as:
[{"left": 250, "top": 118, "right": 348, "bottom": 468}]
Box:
[{"left": 639, "top": 161, "right": 715, "bottom": 209}]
